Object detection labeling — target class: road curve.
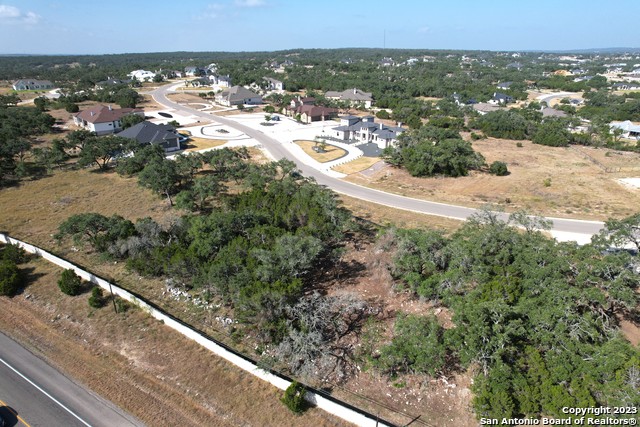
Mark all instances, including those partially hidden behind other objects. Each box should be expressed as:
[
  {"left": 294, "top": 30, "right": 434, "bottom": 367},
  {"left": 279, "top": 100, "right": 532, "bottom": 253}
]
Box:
[
  {"left": 151, "top": 84, "right": 605, "bottom": 239},
  {"left": 0, "top": 332, "right": 143, "bottom": 427}
]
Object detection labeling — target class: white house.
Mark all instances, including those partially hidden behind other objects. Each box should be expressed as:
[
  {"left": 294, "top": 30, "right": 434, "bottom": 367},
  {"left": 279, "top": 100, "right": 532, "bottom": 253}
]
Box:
[
  {"left": 128, "top": 70, "right": 156, "bottom": 81},
  {"left": 263, "top": 77, "right": 284, "bottom": 91},
  {"left": 332, "top": 115, "right": 404, "bottom": 149},
  {"left": 73, "top": 105, "right": 144, "bottom": 135},
  {"left": 208, "top": 74, "right": 232, "bottom": 87},
  {"left": 12, "top": 79, "right": 55, "bottom": 91}
]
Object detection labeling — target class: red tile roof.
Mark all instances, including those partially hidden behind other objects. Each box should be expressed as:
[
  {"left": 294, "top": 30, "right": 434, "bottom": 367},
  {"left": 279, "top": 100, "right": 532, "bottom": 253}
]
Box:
[{"left": 74, "top": 105, "right": 143, "bottom": 124}]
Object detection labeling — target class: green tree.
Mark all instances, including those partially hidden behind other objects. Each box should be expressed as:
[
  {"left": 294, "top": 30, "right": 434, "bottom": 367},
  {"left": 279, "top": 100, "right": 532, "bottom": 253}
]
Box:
[
  {"left": 78, "top": 135, "right": 131, "bottom": 170},
  {"left": 115, "top": 88, "right": 140, "bottom": 108},
  {"left": 55, "top": 213, "right": 136, "bottom": 252},
  {"left": 120, "top": 113, "right": 144, "bottom": 130},
  {"left": 375, "top": 314, "right": 448, "bottom": 377},
  {"left": 58, "top": 269, "right": 83, "bottom": 296},
  {"left": 489, "top": 161, "right": 509, "bottom": 176},
  {"left": 281, "top": 381, "right": 307, "bottom": 414},
  {"left": 0, "top": 259, "right": 22, "bottom": 296},
  {"left": 138, "top": 158, "right": 181, "bottom": 206},
  {"left": 88, "top": 287, "right": 105, "bottom": 308},
  {"left": 532, "top": 119, "right": 571, "bottom": 147}
]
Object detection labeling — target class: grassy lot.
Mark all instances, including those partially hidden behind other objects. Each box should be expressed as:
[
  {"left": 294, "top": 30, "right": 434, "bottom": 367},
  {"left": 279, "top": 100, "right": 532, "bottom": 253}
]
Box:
[
  {"left": 184, "top": 137, "right": 227, "bottom": 152},
  {"left": 346, "top": 138, "right": 640, "bottom": 221},
  {"left": 295, "top": 140, "right": 347, "bottom": 163},
  {"left": 332, "top": 157, "right": 382, "bottom": 174},
  {"left": 0, "top": 256, "right": 347, "bottom": 427}
]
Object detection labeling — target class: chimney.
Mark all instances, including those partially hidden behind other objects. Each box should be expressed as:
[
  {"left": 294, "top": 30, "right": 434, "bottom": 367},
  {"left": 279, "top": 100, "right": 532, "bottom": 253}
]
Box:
[
  {"left": 380, "top": 123, "right": 383, "bottom": 129},
  {"left": 353, "top": 88, "right": 357, "bottom": 94},
  {"left": 397, "top": 121, "right": 402, "bottom": 127},
  {"left": 108, "top": 105, "right": 112, "bottom": 111},
  {"left": 90, "top": 111, "right": 94, "bottom": 116}
]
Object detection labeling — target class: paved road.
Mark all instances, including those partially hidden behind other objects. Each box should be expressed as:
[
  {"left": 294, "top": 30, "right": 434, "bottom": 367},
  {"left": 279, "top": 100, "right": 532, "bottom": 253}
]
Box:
[
  {"left": 0, "top": 332, "right": 142, "bottom": 427},
  {"left": 151, "top": 84, "right": 605, "bottom": 239}
]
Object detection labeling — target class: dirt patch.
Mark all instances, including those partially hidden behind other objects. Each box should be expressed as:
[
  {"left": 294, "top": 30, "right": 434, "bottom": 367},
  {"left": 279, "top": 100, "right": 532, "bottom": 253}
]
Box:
[
  {"left": 0, "top": 257, "right": 348, "bottom": 427},
  {"left": 294, "top": 140, "right": 347, "bottom": 163},
  {"left": 333, "top": 158, "right": 382, "bottom": 175},
  {"left": 346, "top": 138, "right": 640, "bottom": 220}
]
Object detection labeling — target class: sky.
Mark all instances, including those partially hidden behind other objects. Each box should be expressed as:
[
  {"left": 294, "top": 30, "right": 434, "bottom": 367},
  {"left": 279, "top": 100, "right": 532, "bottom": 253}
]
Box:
[{"left": 0, "top": 0, "right": 638, "bottom": 55}]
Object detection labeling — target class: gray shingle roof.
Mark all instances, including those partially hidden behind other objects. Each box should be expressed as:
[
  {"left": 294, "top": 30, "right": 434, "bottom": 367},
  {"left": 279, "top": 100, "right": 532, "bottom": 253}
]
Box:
[{"left": 116, "top": 121, "right": 179, "bottom": 145}]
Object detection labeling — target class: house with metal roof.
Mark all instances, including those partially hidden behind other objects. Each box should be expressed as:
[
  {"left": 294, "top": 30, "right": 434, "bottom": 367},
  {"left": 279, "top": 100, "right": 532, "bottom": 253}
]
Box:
[
  {"left": 325, "top": 88, "right": 374, "bottom": 109},
  {"left": 496, "top": 81, "right": 513, "bottom": 90},
  {"left": 214, "top": 86, "right": 262, "bottom": 107},
  {"left": 12, "top": 79, "right": 55, "bottom": 91},
  {"left": 73, "top": 105, "right": 144, "bottom": 135},
  {"left": 332, "top": 115, "right": 404, "bottom": 149},
  {"left": 116, "top": 121, "right": 182, "bottom": 152},
  {"left": 610, "top": 120, "right": 640, "bottom": 140}
]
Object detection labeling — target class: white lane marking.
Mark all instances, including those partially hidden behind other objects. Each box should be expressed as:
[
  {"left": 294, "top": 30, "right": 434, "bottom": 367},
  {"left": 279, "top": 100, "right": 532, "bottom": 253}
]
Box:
[{"left": 0, "top": 356, "right": 92, "bottom": 427}]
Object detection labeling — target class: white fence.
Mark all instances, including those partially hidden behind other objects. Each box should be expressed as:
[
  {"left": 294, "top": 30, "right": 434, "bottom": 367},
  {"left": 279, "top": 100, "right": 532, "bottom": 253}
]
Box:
[{"left": 0, "top": 233, "right": 395, "bottom": 427}]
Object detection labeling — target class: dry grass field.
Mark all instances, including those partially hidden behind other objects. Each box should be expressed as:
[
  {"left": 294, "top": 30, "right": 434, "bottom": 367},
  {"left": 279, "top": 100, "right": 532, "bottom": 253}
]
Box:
[
  {"left": 294, "top": 140, "right": 347, "bottom": 163},
  {"left": 0, "top": 257, "right": 347, "bottom": 427},
  {"left": 184, "top": 137, "right": 227, "bottom": 151},
  {"left": 345, "top": 138, "right": 640, "bottom": 221}
]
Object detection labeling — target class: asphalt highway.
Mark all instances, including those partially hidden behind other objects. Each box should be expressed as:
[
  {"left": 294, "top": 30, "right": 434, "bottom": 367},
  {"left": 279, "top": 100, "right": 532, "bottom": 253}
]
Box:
[
  {"left": 151, "top": 84, "right": 605, "bottom": 239},
  {"left": 0, "top": 332, "right": 142, "bottom": 427}
]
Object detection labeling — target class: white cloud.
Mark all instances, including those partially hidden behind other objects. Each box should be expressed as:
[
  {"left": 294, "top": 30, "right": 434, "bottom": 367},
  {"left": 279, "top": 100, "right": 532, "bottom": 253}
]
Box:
[
  {"left": 0, "top": 4, "right": 41, "bottom": 24},
  {"left": 0, "top": 5, "right": 20, "bottom": 18},
  {"left": 234, "top": 0, "right": 266, "bottom": 7},
  {"left": 194, "top": 3, "right": 225, "bottom": 20}
]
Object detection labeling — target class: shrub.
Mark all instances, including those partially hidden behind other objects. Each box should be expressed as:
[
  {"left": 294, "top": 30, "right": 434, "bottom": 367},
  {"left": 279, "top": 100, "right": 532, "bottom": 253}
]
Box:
[
  {"left": 376, "top": 110, "right": 390, "bottom": 120},
  {"left": 58, "top": 269, "right": 82, "bottom": 296},
  {"left": 88, "top": 287, "right": 105, "bottom": 308},
  {"left": 281, "top": 381, "right": 307, "bottom": 414},
  {"left": 1, "top": 243, "right": 27, "bottom": 264},
  {"left": 0, "top": 259, "right": 22, "bottom": 296},
  {"left": 489, "top": 161, "right": 509, "bottom": 176},
  {"left": 516, "top": 142, "right": 523, "bottom": 148},
  {"left": 543, "top": 178, "right": 552, "bottom": 187}
]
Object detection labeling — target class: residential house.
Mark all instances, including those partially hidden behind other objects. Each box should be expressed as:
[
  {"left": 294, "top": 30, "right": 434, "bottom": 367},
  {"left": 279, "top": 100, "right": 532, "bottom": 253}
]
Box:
[
  {"left": 184, "top": 66, "right": 203, "bottom": 77},
  {"left": 73, "top": 105, "right": 144, "bottom": 135},
  {"left": 506, "top": 62, "right": 523, "bottom": 70},
  {"left": 541, "top": 107, "right": 568, "bottom": 118},
  {"left": 284, "top": 97, "right": 337, "bottom": 123},
  {"left": 263, "top": 77, "right": 284, "bottom": 91},
  {"left": 610, "top": 120, "right": 640, "bottom": 140},
  {"left": 489, "top": 92, "right": 514, "bottom": 104},
  {"left": 214, "top": 86, "right": 262, "bottom": 107},
  {"left": 613, "top": 82, "right": 640, "bottom": 90},
  {"left": 12, "top": 79, "right": 54, "bottom": 91},
  {"left": 473, "top": 103, "right": 502, "bottom": 115},
  {"left": 208, "top": 74, "right": 232, "bottom": 87},
  {"left": 116, "top": 121, "right": 182, "bottom": 152},
  {"left": 95, "top": 78, "right": 132, "bottom": 90},
  {"left": 188, "top": 77, "right": 210, "bottom": 87},
  {"left": 332, "top": 115, "right": 404, "bottom": 149},
  {"left": 128, "top": 70, "right": 156, "bottom": 81},
  {"left": 496, "top": 81, "right": 513, "bottom": 90},
  {"left": 325, "top": 88, "right": 374, "bottom": 109}
]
